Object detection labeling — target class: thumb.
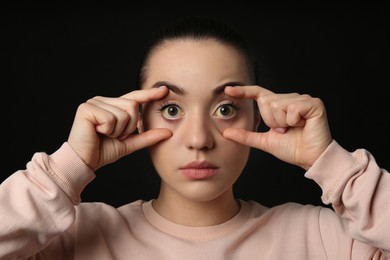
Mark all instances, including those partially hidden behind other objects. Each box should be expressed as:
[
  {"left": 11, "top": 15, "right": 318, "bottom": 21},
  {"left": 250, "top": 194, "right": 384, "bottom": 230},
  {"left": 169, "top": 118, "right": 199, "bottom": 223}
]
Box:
[
  {"left": 223, "top": 128, "right": 267, "bottom": 151},
  {"left": 123, "top": 128, "right": 172, "bottom": 154}
]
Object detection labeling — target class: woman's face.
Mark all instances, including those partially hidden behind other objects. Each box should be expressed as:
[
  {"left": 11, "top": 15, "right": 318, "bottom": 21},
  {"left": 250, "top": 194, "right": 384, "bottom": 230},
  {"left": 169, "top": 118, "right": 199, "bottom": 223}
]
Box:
[{"left": 141, "top": 39, "right": 257, "bottom": 202}]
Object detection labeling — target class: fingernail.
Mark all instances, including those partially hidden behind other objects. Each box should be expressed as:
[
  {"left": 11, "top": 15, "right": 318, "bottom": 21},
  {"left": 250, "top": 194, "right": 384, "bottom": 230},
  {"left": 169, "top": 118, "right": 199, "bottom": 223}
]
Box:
[{"left": 273, "top": 127, "right": 286, "bottom": 134}]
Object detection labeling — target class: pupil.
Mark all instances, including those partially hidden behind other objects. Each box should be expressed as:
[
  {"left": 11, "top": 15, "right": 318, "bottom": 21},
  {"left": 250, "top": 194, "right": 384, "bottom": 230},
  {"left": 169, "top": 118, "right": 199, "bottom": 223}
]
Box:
[
  {"left": 220, "top": 106, "right": 230, "bottom": 115},
  {"left": 168, "top": 106, "right": 178, "bottom": 116}
]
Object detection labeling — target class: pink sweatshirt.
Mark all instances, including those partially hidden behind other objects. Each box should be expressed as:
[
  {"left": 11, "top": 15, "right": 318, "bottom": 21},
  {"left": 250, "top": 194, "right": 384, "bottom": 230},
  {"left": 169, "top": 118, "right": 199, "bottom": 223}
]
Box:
[{"left": 0, "top": 140, "right": 389, "bottom": 259}]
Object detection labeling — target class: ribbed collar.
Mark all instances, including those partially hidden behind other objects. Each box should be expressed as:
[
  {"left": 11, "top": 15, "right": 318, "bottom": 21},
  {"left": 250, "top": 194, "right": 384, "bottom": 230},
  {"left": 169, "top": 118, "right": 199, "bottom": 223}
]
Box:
[{"left": 142, "top": 199, "right": 251, "bottom": 241}]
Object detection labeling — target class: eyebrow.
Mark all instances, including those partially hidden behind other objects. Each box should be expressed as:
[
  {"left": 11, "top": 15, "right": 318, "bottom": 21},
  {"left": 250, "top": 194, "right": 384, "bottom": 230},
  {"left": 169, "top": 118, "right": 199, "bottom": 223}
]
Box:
[{"left": 151, "top": 81, "right": 245, "bottom": 96}]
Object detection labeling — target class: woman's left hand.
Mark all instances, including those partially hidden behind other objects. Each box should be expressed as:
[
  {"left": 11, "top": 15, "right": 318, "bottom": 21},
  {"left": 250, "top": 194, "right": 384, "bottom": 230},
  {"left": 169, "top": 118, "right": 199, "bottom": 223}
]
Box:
[{"left": 223, "top": 85, "right": 333, "bottom": 170}]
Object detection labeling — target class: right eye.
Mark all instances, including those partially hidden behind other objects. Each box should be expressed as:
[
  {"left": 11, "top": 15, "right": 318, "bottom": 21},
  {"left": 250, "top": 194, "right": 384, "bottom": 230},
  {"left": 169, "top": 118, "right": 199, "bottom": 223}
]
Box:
[{"left": 160, "top": 103, "right": 184, "bottom": 120}]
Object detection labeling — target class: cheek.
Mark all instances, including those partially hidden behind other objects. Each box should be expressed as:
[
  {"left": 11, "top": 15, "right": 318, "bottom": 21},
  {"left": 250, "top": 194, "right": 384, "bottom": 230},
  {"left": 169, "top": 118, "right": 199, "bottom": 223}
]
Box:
[
  {"left": 149, "top": 142, "right": 170, "bottom": 164},
  {"left": 223, "top": 140, "right": 251, "bottom": 162},
  {"left": 214, "top": 108, "right": 255, "bottom": 132},
  {"left": 147, "top": 136, "right": 179, "bottom": 179},
  {"left": 214, "top": 117, "right": 252, "bottom": 133},
  {"left": 218, "top": 139, "right": 251, "bottom": 181},
  {"left": 145, "top": 117, "right": 178, "bottom": 133}
]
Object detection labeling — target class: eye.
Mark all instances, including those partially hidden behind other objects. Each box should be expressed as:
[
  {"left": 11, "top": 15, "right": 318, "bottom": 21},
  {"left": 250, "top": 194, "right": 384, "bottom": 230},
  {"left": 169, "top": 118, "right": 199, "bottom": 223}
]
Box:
[
  {"left": 159, "top": 102, "right": 184, "bottom": 120},
  {"left": 213, "top": 102, "right": 240, "bottom": 119}
]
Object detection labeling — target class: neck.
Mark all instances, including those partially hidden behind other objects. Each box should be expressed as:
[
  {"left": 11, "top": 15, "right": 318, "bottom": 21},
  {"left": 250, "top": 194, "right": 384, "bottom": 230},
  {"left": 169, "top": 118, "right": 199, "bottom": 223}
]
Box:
[{"left": 153, "top": 187, "right": 240, "bottom": 227}]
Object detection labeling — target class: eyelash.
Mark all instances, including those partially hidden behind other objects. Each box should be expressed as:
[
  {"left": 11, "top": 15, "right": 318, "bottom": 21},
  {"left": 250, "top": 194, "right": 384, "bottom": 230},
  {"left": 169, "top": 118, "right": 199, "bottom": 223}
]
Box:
[
  {"left": 156, "top": 101, "right": 179, "bottom": 112},
  {"left": 219, "top": 100, "right": 241, "bottom": 111}
]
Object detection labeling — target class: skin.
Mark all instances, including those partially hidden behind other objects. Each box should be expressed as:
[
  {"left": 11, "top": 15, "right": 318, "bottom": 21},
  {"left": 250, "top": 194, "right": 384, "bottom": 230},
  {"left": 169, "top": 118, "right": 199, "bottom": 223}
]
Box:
[{"left": 67, "top": 38, "right": 333, "bottom": 227}]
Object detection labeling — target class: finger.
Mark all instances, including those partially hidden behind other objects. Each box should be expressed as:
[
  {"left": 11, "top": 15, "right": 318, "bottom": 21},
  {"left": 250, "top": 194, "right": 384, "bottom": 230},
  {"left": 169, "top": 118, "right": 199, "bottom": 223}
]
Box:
[
  {"left": 90, "top": 88, "right": 168, "bottom": 137},
  {"left": 121, "top": 86, "right": 169, "bottom": 104},
  {"left": 91, "top": 96, "right": 140, "bottom": 132},
  {"left": 77, "top": 102, "right": 119, "bottom": 136},
  {"left": 223, "top": 127, "right": 266, "bottom": 150},
  {"left": 93, "top": 87, "right": 168, "bottom": 116},
  {"left": 123, "top": 128, "right": 172, "bottom": 154},
  {"left": 272, "top": 95, "right": 317, "bottom": 127},
  {"left": 263, "top": 95, "right": 296, "bottom": 128},
  {"left": 285, "top": 95, "right": 324, "bottom": 121},
  {"left": 225, "top": 86, "right": 280, "bottom": 129},
  {"left": 225, "top": 85, "right": 276, "bottom": 129},
  {"left": 255, "top": 92, "right": 306, "bottom": 129},
  {"left": 224, "top": 85, "right": 274, "bottom": 100},
  {"left": 87, "top": 98, "right": 135, "bottom": 137}
]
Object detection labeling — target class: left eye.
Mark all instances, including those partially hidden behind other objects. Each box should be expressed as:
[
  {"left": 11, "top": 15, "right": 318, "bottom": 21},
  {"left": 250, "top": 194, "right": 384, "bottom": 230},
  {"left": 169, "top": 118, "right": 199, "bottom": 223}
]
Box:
[{"left": 213, "top": 104, "right": 238, "bottom": 119}]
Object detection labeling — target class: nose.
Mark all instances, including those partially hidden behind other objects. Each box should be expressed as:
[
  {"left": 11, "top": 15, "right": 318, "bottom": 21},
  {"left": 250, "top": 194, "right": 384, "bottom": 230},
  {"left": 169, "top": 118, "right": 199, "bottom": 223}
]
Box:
[{"left": 183, "top": 113, "right": 215, "bottom": 151}]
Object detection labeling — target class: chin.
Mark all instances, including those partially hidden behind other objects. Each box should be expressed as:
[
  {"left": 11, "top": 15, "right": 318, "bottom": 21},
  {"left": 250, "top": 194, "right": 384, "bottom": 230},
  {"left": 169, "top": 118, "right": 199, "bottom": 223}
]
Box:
[{"left": 176, "top": 183, "right": 233, "bottom": 203}]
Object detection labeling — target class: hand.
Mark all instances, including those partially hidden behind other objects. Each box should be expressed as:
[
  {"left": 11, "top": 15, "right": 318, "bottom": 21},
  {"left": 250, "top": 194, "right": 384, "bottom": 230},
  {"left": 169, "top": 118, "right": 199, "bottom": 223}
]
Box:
[
  {"left": 67, "top": 86, "right": 172, "bottom": 171},
  {"left": 223, "top": 86, "right": 332, "bottom": 170}
]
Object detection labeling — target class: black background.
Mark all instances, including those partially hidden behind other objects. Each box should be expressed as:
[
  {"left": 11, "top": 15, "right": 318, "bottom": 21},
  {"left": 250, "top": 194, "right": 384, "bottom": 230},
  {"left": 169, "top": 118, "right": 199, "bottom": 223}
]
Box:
[{"left": 2, "top": 4, "right": 389, "bottom": 208}]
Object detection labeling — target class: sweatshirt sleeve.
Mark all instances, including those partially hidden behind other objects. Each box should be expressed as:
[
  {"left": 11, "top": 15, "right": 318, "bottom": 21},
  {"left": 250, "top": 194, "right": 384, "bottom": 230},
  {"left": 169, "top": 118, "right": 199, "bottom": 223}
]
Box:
[
  {"left": 305, "top": 140, "right": 390, "bottom": 258},
  {"left": 0, "top": 142, "right": 95, "bottom": 259}
]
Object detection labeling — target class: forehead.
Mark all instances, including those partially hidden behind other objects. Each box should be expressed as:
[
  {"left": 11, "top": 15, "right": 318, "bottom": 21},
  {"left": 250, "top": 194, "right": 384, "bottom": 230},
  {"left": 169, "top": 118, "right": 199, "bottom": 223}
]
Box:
[{"left": 142, "top": 39, "right": 251, "bottom": 91}]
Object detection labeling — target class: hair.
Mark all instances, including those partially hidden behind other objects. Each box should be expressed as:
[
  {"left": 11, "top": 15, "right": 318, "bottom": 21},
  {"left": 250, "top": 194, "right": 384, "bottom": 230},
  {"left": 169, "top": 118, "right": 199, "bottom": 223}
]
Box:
[{"left": 135, "top": 16, "right": 259, "bottom": 88}]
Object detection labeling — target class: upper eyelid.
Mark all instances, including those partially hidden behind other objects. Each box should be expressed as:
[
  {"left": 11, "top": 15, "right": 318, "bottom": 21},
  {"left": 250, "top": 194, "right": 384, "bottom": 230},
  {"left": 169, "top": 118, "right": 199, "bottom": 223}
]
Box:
[
  {"left": 218, "top": 99, "right": 238, "bottom": 105},
  {"left": 216, "top": 99, "right": 241, "bottom": 108},
  {"left": 215, "top": 101, "right": 241, "bottom": 113},
  {"left": 158, "top": 100, "right": 179, "bottom": 109}
]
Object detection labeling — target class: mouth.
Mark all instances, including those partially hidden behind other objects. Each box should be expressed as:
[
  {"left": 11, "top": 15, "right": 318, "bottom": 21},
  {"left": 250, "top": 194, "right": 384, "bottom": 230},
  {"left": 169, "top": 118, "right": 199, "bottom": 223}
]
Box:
[{"left": 179, "top": 160, "right": 219, "bottom": 179}]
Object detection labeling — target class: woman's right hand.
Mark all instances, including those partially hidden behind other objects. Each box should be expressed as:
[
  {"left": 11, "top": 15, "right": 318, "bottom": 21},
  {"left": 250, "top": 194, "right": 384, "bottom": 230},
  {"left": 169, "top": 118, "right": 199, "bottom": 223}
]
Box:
[{"left": 67, "top": 86, "right": 172, "bottom": 171}]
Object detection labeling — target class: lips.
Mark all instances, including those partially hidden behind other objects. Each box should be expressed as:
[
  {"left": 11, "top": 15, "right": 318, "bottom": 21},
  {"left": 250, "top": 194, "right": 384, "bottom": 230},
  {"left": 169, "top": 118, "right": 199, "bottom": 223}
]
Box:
[{"left": 180, "top": 160, "right": 219, "bottom": 179}]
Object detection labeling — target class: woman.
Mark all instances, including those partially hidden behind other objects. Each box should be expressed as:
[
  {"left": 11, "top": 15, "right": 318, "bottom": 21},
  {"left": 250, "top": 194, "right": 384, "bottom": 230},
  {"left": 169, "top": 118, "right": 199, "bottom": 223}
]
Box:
[{"left": 0, "top": 17, "right": 389, "bottom": 259}]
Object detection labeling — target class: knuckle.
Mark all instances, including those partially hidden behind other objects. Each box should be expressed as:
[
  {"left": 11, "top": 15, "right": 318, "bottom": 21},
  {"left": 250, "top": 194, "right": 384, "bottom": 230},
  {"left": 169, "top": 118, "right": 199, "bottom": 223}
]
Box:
[{"left": 76, "top": 102, "right": 90, "bottom": 112}]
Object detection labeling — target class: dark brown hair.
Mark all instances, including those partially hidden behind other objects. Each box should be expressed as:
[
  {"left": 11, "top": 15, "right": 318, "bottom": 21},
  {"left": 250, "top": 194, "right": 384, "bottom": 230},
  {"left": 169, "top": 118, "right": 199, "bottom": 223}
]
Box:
[{"left": 136, "top": 16, "right": 258, "bottom": 88}]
